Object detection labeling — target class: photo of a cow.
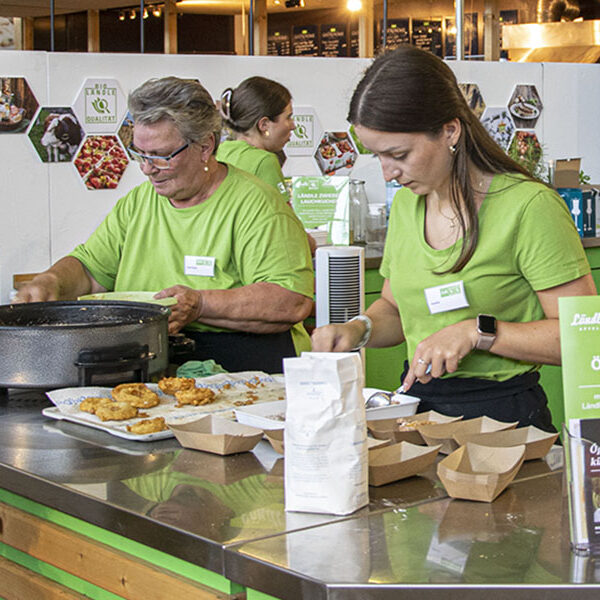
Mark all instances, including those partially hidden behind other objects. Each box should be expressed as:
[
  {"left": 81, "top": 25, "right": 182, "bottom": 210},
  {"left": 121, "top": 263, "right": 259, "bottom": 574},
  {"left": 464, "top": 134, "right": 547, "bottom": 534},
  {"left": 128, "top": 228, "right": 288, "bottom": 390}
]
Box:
[{"left": 28, "top": 107, "right": 84, "bottom": 163}]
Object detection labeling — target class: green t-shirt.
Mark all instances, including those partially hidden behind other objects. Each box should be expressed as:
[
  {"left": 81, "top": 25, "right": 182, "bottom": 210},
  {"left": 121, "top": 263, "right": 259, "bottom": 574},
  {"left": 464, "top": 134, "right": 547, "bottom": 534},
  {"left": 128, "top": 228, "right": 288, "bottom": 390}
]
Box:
[
  {"left": 216, "top": 139, "right": 288, "bottom": 202},
  {"left": 123, "top": 463, "right": 285, "bottom": 534},
  {"left": 70, "top": 165, "right": 313, "bottom": 351},
  {"left": 381, "top": 173, "right": 590, "bottom": 381}
]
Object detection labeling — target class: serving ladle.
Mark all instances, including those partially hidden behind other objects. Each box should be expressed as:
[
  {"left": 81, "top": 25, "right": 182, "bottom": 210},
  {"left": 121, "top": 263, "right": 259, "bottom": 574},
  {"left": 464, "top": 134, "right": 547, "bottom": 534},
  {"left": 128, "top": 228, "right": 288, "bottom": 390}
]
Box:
[
  {"left": 364, "top": 387, "right": 404, "bottom": 409},
  {"left": 364, "top": 364, "right": 431, "bottom": 409}
]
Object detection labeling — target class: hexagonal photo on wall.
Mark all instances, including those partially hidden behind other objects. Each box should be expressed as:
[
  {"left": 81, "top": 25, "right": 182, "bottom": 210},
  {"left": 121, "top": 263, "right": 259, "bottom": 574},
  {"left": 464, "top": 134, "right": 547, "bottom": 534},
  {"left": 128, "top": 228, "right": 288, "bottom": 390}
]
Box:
[
  {"left": 28, "top": 107, "right": 84, "bottom": 163},
  {"left": 508, "top": 130, "right": 544, "bottom": 178},
  {"left": 285, "top": 106, "right": 323, "bottom": 158},
  {"left": 348, "top": 124, "right": 372, "bottom": 155},
  {"left": 314, "top": 131, "right": 358, "bottom": 176},
  {"left": 118, "top": 111, "right": 134, "bottom": 158},
  {"left": 480, "top": 107, "right": 515, "bottom": 151},
  {"left": 74, "top": 134, "right": 129, "bottom": 190},
  {"left": 0, "top": 76, "right": 39, "bottom": 133},
  {"left": 72, "top": 78, "right": 127, "bottom": 134},
  {"left": 458, "top": 83, "right": 486, "bottom": 119},
  {"left": 508, "top": 85, "right": 543, "bottom": 129}
]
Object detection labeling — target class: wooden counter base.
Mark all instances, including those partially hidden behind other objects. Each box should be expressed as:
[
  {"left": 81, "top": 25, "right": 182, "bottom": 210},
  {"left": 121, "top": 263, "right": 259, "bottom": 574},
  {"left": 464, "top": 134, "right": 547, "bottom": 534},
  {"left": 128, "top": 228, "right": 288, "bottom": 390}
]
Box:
[{"left": 0, "top": 501, "right": 241, "bottom": 600}]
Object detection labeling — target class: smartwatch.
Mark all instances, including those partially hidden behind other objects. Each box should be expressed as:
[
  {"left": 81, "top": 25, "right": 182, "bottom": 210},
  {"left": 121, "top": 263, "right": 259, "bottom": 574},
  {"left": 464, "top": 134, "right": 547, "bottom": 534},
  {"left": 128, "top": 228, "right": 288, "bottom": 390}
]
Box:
[{"left": 476, "top": 314, "right": 497, "bottom": 351}]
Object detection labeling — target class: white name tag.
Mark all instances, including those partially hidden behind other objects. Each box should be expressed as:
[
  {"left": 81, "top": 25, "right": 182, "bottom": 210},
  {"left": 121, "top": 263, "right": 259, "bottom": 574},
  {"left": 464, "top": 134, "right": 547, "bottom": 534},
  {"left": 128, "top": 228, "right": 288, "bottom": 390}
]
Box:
[
  {"left": 184, "top": 255, "right": 215, "bottom": 277},
  {"left": 424, "top": 280, "right": 469, "bottom": 314}
]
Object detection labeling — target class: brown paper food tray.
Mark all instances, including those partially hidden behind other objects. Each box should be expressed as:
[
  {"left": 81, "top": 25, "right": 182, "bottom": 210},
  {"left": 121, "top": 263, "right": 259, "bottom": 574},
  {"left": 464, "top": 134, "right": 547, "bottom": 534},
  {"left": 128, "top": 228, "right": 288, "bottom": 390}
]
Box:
[
  {"left": 264, "top": 428, "right": 284, "bottom": 454},
  {"left": 368, "top": 411, "right": 463, "bottom": 445},
  {"left": 369, "top": 441, "right": 442, "bottom": 487},
  {"left": 168, "top": 414, "right": 263, "bottom": 455},
  {"left": 418, "top": 416, "right": 518, "bottom": 454},
  {"left": 437, "top": 442, "right": 526, "bottom": 502},
  {"left": 453, "top": 425, "right": 559, "bottom": 461}
]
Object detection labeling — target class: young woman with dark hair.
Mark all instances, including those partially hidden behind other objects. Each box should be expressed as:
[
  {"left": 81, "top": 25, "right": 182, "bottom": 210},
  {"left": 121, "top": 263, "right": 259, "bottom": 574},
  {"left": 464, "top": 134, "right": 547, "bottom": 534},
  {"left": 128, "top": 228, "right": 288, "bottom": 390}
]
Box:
[
  {"left": 217, "top": 76, "right": 316, "bottom": 254},
  {"left": 217, "top": 76, "right": 295, "bottom": 202},
  {"left": 312, "top": 46, "right": 596, "bottom": 430}
]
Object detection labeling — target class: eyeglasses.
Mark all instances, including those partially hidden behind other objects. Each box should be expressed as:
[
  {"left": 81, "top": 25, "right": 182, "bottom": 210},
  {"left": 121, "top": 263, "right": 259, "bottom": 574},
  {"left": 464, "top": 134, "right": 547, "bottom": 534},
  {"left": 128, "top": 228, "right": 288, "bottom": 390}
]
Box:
[{"left": 128, "top": 142, "right": 189, "bottom": 169}]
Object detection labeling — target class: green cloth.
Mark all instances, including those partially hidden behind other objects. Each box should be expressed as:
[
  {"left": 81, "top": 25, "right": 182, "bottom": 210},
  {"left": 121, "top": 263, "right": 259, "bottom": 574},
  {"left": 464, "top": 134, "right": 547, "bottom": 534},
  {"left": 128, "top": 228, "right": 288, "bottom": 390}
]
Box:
[
  {"left": 381, "top": 173, "right": 590, "bottom": 381},
  {"left": 70, "top": 165, "right": 313, "bottom": 352},
  {"left": 176, "top": 360, "right": 227, "bottom": 378},
  {"left": 216, "top": 139, "right": 288, "bottom": 202}
]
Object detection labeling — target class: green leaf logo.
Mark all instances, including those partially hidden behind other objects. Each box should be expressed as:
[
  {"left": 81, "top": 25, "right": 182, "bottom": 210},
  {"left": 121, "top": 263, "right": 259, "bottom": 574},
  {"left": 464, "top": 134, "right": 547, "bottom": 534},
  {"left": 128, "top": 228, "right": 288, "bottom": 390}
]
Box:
[
  {"left": 295, "top": 124, "right": 308, "bottom": 139},
  {"left": 91, "top": 97, "right": 110, "bottom": 114}
]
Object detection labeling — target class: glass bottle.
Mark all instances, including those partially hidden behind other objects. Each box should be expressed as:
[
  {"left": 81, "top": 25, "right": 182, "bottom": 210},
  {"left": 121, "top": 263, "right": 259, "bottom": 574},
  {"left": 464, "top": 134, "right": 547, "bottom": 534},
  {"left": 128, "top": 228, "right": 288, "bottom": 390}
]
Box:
[{"left": 349, "top": 179, "right": 368, "bottom": 244}]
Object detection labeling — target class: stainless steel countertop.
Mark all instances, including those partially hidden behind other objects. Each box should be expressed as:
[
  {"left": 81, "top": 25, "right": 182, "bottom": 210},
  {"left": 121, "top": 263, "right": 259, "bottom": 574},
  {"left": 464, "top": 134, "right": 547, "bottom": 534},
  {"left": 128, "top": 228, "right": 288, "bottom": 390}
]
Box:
[{"left": 0, "top": 392, "right": 598, "bottom": 599}]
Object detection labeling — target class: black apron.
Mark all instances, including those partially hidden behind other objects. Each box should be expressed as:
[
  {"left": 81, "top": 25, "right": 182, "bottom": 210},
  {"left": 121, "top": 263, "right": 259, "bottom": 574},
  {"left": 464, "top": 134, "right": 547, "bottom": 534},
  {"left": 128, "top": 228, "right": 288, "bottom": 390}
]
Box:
[
  {"left": 181, "top": 329, "right": 296, "bottom": 374},
  {"left": 400, "top": 361, "right": 556, "bottom": 433}
]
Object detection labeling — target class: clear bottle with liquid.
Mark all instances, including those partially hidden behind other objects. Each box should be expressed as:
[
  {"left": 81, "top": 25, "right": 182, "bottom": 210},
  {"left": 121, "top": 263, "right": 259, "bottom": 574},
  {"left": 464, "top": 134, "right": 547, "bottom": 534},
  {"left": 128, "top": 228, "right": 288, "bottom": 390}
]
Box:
[{"left": 349, "top": 178, "right": 368, "bottom": 245}]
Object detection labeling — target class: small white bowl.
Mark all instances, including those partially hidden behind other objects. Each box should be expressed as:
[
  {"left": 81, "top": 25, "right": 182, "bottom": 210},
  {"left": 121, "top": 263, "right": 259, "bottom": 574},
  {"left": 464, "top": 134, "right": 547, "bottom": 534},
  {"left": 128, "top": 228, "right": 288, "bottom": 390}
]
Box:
[{"left": 363, "top": 388, "right": 420, "bottom": 421}]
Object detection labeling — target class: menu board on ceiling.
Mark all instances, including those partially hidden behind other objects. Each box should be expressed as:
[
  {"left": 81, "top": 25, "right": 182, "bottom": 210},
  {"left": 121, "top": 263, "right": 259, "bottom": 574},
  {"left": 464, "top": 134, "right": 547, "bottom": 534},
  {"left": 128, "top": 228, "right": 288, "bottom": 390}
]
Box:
[
  {"left": 320, "top": 23, "right": 348, "bottom": 57},
  {"left": 293, "top": 25, "right": 318, "bottom": 56},
  {"left": 268, "top": 30, "right": 291, "bottom": 56},
  {"left": 411, "top": 19, "right": 443, "bottom": 57},
  {"left": 444, "top": 13, "right": 479, "bottom": 58},
  {"left": 381, "top": 19, "right": 410, "bottom": 50},
  {"left": 350, "top": 26, "right": 359, "bottom": 57}
]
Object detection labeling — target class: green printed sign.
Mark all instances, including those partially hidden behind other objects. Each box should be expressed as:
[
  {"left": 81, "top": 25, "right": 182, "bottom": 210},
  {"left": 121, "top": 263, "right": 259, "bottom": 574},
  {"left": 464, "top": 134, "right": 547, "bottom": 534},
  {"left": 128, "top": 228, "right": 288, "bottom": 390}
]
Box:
[
  {"left": 291, "top": 176, "right": 350, "bottom": 245},
  {"left": 84, "top": 83, "right": 118, "bottom": 125},
  {"left": 440, "top": 285, "right": 461, "bottom": 297},
  {"left": 559, "top": 296, "right": 600, "bottom": 422},
  {"left": 73, "top": 77, "right": 125, "bottom": 134},
  {"left": 285, "top": 106, "right": 319, "bottom": 157}
]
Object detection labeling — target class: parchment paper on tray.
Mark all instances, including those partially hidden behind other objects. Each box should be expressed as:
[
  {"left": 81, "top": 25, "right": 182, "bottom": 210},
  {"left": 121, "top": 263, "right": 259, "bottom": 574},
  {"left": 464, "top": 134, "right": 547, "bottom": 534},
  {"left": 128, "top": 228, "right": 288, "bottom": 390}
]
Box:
[{"left": 43, "top": 371, "right": 286, "bottom": 442}]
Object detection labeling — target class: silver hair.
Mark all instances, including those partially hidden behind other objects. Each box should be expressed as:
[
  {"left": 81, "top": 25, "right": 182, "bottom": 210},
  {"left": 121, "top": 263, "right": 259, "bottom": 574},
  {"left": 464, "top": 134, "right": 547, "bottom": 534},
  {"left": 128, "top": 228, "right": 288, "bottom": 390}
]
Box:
[{"left": 128, "top": 76, "right": 222, "bottom": 153}]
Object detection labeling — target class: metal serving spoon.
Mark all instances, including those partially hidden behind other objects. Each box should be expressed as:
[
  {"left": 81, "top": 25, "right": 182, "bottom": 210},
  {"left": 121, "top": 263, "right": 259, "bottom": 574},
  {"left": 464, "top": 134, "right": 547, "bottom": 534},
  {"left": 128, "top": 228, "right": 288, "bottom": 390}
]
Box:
[{"left": 364, "top": 364, "right": 431, "bottom": 409}]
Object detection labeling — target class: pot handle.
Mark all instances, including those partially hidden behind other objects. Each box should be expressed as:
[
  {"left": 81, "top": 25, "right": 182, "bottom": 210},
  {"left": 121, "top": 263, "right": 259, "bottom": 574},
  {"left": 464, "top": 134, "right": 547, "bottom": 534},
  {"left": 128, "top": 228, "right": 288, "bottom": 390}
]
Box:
[{"left": 75, "top": 342, "right": 155, "bottom": 386}]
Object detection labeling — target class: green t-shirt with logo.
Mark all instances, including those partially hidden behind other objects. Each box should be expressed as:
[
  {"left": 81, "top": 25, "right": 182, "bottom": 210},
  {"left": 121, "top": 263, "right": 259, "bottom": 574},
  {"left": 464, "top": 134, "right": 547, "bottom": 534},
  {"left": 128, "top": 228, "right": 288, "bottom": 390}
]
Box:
[
  {"left": 216, "top": 139, "right": 288, "bottom": 202},
  {"left": 381, "top": 173, "right": 590, "bottom": 381},
  {"left": 70, "top": 165, "right": 313, "bottom": 351}
]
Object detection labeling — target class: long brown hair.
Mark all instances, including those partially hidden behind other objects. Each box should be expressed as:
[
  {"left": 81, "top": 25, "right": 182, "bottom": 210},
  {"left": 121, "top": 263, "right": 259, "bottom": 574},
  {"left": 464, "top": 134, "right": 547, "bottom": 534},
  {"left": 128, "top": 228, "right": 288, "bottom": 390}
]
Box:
[{"left": 348, "top": 46, "right": 535, "bottom": 273}]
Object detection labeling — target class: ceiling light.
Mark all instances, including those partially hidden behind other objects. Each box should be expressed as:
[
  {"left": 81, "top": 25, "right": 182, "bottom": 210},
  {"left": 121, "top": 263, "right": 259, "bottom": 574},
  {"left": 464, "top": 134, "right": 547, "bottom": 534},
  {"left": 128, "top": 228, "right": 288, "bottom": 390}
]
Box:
[
  {"left": 118, "top": 10, "right": 125, "bottom": 20},
  {"left": 152, "top": 5, "right": 162, "bottom": 17},
  {"left": 129, "top": 9, "right": 137, "bottom": 19},
  {"left": 347, "top": 0, "right": 361, "bottom": 10},
  {"left": 143, "top": 8, "right": 149, "bottom": 18}
]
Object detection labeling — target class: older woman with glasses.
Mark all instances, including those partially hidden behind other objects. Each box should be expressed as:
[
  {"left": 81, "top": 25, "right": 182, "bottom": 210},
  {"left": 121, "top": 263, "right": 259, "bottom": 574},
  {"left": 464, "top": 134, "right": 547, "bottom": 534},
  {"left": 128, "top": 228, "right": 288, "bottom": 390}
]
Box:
[{"left": 16, "top": 76, "right": 314, "bottom": 373}]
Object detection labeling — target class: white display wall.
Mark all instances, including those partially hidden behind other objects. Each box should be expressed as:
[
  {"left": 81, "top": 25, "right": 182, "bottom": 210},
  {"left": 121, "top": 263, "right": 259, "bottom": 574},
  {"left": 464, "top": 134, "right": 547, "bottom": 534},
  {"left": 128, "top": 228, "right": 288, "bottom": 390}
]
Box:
[{"left": 0, "top": 50, "right": 599, "bottom": 303}]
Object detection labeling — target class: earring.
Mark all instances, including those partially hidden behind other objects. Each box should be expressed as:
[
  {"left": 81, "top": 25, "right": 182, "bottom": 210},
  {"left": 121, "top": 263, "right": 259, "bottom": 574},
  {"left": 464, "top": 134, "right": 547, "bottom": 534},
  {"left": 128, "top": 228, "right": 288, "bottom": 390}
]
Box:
[
  {"left": 264, "top": 130, "right": 270, "bottom": 137},
  {"left": 203, "top": 162, "right": 209, "bottom": 172},
  {"left": 449, "top": 145, "right": 456, "bottom": 154}
]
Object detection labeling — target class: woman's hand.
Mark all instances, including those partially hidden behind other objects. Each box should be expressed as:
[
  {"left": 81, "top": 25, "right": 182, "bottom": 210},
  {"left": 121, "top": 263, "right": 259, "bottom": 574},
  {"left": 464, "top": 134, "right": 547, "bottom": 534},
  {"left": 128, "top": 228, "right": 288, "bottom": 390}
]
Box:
[
  {"left": 311, "top": 320, "right": 365, "bottom": 352},
  {"left": 401, "top": 319, "right": 478, "bottom": 392},
  {"left": 155, "top": 285, "right": 202, "bottom": 334}
]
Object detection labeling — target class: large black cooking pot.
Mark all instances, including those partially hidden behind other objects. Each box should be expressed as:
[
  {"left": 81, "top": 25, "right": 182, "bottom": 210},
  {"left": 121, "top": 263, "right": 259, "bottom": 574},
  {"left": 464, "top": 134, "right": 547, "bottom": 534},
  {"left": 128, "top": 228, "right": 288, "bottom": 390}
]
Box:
[{"left": 0, "top": 301, "right": 170, "bottom": 388}]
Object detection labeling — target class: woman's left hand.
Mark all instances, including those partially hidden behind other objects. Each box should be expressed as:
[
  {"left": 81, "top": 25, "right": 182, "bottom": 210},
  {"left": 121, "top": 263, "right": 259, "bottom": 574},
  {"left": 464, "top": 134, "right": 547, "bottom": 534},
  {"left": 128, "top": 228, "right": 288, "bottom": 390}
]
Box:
[
  {"left": 401, "top": 319, "right": 478, "bottom": 392},
  {"left": 154, "top": 285, "right": 202, "bottom": 334}
]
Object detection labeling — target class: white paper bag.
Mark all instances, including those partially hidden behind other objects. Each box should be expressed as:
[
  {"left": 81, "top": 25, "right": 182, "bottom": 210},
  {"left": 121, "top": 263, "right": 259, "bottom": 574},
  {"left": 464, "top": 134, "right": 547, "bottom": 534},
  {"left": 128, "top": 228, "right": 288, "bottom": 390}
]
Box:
[{"left": 283, "top": 352, "right": 368, "bottom": 515}]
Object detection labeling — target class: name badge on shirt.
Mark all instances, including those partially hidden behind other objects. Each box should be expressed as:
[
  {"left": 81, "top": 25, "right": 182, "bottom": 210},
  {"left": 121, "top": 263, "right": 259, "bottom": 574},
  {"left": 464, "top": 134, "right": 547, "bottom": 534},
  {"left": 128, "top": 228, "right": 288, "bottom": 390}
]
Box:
[
  {"left": 424, "top": 280, "right": 469, "bottom": 314},
  {"left": 184, "top": 255, "right": 215, "bottom": 277}
]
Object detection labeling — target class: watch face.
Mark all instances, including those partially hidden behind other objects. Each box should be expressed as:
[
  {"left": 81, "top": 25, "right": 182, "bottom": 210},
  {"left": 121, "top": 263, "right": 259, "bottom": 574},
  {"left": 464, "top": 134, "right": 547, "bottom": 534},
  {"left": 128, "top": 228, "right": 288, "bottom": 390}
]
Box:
[{"left": 478, "top": 314, "right": 496, "bottom": 334}]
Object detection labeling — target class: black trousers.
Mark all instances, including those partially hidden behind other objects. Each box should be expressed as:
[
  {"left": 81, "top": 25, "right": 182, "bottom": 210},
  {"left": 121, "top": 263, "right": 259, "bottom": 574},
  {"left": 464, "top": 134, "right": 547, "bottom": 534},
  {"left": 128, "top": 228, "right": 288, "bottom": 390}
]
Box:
[
  {"left": 181, "top": 330, "right": 296, "bottom": 374},
  {"left": 400, "top": 361, "right": 556, "bottom": 433}
]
